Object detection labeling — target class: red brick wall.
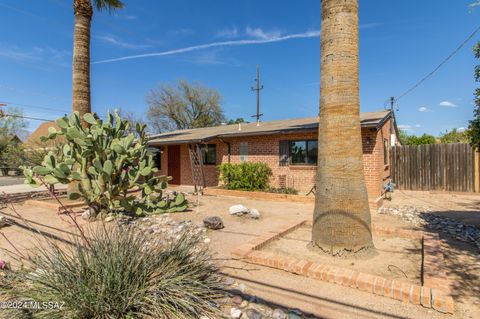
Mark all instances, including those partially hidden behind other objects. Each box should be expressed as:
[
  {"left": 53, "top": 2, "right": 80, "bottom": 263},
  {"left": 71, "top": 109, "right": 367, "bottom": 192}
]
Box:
[{"left": 154, "top": 118, "right": 394, "bottom": 203}]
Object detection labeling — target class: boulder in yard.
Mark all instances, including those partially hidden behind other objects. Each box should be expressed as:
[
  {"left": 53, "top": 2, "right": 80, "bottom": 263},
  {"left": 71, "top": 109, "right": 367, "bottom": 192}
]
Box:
[
  {"left": 248, "top": 208, "right": 261, "bottom": 219},
  {"left": 229, "top": 205, "right": 249, "bottom": 216},
  {"left": 203, "top": 216, "right": 224, "bottom": 230},
  {"left": 81, "top": 207, "right": 97, "bottom": 221}
]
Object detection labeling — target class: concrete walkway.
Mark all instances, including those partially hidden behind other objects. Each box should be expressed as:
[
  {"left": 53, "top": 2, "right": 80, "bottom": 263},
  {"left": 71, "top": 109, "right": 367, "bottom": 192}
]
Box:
[{"left": 0, "top": 183, "right": 67, "bottom": 195}]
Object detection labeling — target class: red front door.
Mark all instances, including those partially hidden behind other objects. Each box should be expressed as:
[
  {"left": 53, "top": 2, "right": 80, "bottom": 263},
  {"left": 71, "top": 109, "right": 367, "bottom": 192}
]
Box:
[{"left": 168, "top": 145, "right": 181, "bottom": 185}]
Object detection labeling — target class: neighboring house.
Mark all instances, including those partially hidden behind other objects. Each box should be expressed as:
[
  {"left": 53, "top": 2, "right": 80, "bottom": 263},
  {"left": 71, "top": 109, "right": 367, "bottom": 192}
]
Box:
[
  {"left": 24, "top": 121, "right": 62, "bottom": 150},
  {"left": 147, "top": 110, "right": 399, "bottom": 209}
]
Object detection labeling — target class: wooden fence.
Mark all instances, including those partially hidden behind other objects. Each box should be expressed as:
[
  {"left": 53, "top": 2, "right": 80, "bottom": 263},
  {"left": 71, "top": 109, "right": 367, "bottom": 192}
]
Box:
[{"left": 390, "top": 143, "right": 478, "bottom": 192}]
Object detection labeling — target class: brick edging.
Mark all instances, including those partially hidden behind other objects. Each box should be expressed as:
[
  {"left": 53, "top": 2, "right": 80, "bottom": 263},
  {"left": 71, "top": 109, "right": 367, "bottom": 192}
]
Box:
[{"left": 231, "top": 221, "right": 454, "bottom": 314}]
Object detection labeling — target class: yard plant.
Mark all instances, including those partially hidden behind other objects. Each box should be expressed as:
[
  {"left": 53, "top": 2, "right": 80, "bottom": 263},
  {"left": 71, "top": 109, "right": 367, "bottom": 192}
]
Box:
[
  {"left": 218, "top": 162, "right": 272, "bottom": 191},
  {"left": 22, "top": 111, "right": 187, "bottom": 216},
  {"left": 1, "top": 224, "right": 224, "bottom": 319}
]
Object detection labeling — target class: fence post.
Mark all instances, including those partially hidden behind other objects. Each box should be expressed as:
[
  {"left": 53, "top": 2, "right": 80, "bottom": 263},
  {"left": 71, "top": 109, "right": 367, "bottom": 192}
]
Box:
[{"left": 475, "top": 147, "right": 480, "bottom": 193}]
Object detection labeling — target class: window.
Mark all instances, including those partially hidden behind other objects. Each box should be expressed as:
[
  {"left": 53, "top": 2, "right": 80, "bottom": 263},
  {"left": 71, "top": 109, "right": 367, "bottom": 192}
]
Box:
[
  {"left": 240, "top": 142, "right": 248, "bottom": 162},
  {"left": 383, "top": 139, "right": 389, "bottom": 165},
  {"left": 290, "top": 140, "right": 317, "bottom": 165},
  {"left": 147, "top": 147, "right": 161, "bottom": 169},
  {"left": 201, "top": 144, "right": 216, "bottom": 165}
]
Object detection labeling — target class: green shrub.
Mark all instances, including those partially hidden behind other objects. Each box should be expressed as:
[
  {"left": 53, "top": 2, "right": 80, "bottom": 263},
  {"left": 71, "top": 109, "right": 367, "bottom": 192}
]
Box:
[
  {"left": 266, "top": 187, "right": 298, "bottom": 195},
  {"left": 218, "top": 162, "right": 272, "bottom": 191},
  {"left": 2, "top": 224, "right": 224, "bottom": 319},
  {"left": 22, "top": 111, "right": 186, "bottom": 216}
]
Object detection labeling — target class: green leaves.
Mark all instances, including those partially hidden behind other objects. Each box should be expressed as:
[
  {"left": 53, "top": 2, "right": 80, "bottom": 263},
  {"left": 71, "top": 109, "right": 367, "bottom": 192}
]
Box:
[
  {"left": 103, "top": 160, "right": 113, "bottom": 177},
  {"left": 68, "top": 192, "right": 82, "bottom": 200},
  {"left": 83, "top": 113, "right": 97, "bottom": 125}
]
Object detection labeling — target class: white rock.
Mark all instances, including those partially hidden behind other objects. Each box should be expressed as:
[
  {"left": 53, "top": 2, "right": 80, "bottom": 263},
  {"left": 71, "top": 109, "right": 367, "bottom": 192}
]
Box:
[
  {"left": 203, "top": 238, "right": 211, "bottom": 244},
  {"left": 230, "top": 307, "right": 242, "bottom": 319},
  {"left": 248, "top": 208, "right": 261, "bottom": 219},
  {"left": 237, "top": 283, "right": 246, "bottom": 293},
  {"left": 229, "top": 205, "right": 249, "bottom": 215},
  {"left": 104, "top": 215, "right": 115, "bottom": 223}
]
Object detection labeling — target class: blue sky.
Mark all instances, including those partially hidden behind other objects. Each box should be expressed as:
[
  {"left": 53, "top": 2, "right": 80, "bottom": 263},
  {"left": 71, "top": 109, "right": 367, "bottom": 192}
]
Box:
[{"left": 0, "top": 0, "right": 479, "bottom": 136}]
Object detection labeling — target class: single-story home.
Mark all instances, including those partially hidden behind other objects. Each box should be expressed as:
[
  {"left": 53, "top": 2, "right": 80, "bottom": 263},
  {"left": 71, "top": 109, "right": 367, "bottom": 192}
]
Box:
[
  {"left": 24, "top": 121, "right": 62, "bottom": 150},
  {"left": 147, "top": 110, "right": 399, "bottom": 209}
]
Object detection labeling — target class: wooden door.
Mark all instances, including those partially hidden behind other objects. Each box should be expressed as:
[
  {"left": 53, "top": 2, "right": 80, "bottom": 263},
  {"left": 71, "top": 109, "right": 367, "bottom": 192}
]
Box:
[{"left": 168, "top": 145, "right": 181, "bottom": 185}]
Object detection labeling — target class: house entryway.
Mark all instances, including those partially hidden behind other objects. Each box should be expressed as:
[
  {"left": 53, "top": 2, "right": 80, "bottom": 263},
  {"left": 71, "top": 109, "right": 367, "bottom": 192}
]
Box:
[{"left": 168, "top": 145, "right": 181, "bottom": 185}]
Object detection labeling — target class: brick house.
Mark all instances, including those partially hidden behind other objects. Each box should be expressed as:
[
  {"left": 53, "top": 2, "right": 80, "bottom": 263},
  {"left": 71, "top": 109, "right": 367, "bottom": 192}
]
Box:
[{"left": 147, "top": 110, "right": 399, "bottom": 208}]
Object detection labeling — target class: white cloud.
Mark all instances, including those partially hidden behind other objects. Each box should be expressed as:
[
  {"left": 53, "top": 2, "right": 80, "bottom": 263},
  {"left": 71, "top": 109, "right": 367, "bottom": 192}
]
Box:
[
  {"left": 439, "top": 101, "right": 458, "bottom": 107},
  {"left": 398, "top": 124, "right": 413, "bottom": 131},
  {"left": 415, "top": 124, "right": 421, "bottom": 128},
  {"left": 95, "top": 35, "right": 151, "bottom": 50},
  {"left": 94, "top": 29, "right": 320, "bottom": 64},
  {"left": 458, "top": 127, "right": 467, "bottom": 132},
  {"left": 418, "top": 106, "right": 432, "bottom": 112},
  {"left": 245, "top": 26, "right": 281, "bottom": 40},
  {"left": 216, "top": 27, "right": 239, "bottom": 39}
]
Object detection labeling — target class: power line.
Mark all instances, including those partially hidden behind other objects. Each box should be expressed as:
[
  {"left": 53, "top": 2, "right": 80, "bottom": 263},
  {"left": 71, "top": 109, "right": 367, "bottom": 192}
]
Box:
[
  {"left": 1, "top": 113, "right": 53, "bottom": 122},
  {"left": 0, "top": 100, "right": 68, "bottom": 113},
  {"left": 395, "top": 24, "right": 480, "bottom": 102}
]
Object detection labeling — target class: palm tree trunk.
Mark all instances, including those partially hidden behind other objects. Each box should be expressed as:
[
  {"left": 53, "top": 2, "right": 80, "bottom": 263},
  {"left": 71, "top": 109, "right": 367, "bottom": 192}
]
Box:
[
  {"left": 72, "top": 0, "right": 93, "bottom": 128},
  {"left": 312, "top": 0, "right": 375, "bottom": 256}
]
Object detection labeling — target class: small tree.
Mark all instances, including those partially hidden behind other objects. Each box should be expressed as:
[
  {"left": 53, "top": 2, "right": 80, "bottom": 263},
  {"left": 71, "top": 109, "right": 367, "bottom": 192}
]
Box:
[
  {"left": 439, "top": 128, "right": 471, "bottom": 144},
  {"left": 399, "top": 130, "right": 436, "bottom": 145},
  {"left": 23, "top": 112, "right": 187, "bottom": 217},
  {"left": 468, "top": 42, "right": 480, "bottom": 146},
  {"left": 146, "top": 80, "right": 226, "bottom": 133}
]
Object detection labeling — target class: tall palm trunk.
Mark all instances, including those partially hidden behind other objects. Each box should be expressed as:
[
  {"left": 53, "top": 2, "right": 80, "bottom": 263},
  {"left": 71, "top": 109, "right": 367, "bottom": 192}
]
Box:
[
  {"left": 72, "top": 0, "right": 93, "bottom": 128},
  {"left": 312, "top": 0, "right": 375, "bottom": 256}
]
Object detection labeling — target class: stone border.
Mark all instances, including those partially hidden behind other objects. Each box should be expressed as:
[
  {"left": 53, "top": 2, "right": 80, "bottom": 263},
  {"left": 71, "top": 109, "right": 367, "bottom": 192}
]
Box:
[{"left": 231, "top": 221, "right": 454, "bottom": 314}]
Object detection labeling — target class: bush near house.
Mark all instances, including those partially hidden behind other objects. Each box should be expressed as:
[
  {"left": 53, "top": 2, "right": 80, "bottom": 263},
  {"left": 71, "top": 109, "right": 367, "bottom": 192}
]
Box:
[
  {"left": 218, "top": 162, "right": 272, "bottom": 191},
  {"left": 22, "top": 112, "right": 187, "bottom": 217}
]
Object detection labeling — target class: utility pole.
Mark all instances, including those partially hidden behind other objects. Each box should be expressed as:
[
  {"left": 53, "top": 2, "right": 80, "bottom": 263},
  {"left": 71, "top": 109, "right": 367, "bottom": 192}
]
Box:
[{"left": 251, "top": 65, "right": 264, "bottom": 126}]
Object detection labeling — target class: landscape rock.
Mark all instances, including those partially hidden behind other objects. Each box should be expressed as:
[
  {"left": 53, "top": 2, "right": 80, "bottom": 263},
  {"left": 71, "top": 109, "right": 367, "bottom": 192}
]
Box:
[
  {"left": 104, "top": 215, "right": 115, "bottom": 223},
  {"left": 230, "top": 307, "right": 242, "bottom": 319},
  {"left": 272, "top": 308, "right": 287, "bottom": 319},
  {"left": 379, "top": 206, "right": 480, "bottom": 250},
  {"left": 245, "top": 308, "right": 263, "bottom": 319},
  {"left": 231, "top": 295, "right": 243, "bottom": 305},
  {"left": 203, "top": 216, "right": 224, "bottom": 230},
  {"left": 248, "top": 208, "right": 261, "bottom": 219},
  {"left": 81, "top": 207, "right": 97, "bottom": 221},
  {"left": 229, "top": 204, "right": 249, "bottom": 216}
]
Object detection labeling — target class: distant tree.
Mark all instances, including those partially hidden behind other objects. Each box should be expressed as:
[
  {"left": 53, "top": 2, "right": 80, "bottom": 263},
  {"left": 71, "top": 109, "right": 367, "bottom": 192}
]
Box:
[
  {"left": 399, "top": 130, "right": 436, "bottom": 145},
  {"left": 468, "top": 42, "right": 480, "bottom": 146},
  {"left": 0, "top": 107, "right": 27, "bottom": 150},
  {"left": 115, "top": 108, "right": 147, "bottom": 136},
  {"left": 439, "top": 128, "right": 471, "bottom": 144},
  {"left": 227, "top": 118, "right": 247, "bottom": 125},
  {"left": 146, "top": 80, "right": 226, "bottom": 133}
]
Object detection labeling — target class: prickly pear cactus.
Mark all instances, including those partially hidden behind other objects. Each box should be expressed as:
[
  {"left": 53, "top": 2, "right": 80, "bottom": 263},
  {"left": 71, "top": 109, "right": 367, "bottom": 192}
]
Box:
[{"left": 23, "top": 111, "right": 187, "bottom": 216}]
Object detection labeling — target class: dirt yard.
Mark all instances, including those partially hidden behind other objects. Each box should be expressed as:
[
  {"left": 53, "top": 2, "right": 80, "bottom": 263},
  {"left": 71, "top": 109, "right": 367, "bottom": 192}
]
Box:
[
  {"left": 263, "top": 225, "right": 422, "bottom": 285},
  {"left": 0, "top": 188, "right": 479, "bottom": 318}
]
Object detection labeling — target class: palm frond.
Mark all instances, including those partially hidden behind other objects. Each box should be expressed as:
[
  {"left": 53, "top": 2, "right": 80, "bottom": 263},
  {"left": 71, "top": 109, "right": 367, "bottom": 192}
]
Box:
[{"left": 94, "top": 0, "right": 124, "bottom": 13}]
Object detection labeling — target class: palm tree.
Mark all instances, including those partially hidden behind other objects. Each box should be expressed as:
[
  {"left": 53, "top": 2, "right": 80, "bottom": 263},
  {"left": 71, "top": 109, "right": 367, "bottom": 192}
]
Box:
[
  {"left": 72, "top": 0, "right": 123, "bottom": 127},
  {"left": 312, "top": 0, "right": 375, "bottom": 256}
]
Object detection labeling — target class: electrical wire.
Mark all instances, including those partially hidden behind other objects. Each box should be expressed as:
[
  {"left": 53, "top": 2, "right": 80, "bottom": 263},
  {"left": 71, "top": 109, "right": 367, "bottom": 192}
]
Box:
[
  {"left": 1, "top": 113, "right": 53, "bottom": 122},
  {"left": 395, "top": 25, "right": 480, "bottom": 102}
]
